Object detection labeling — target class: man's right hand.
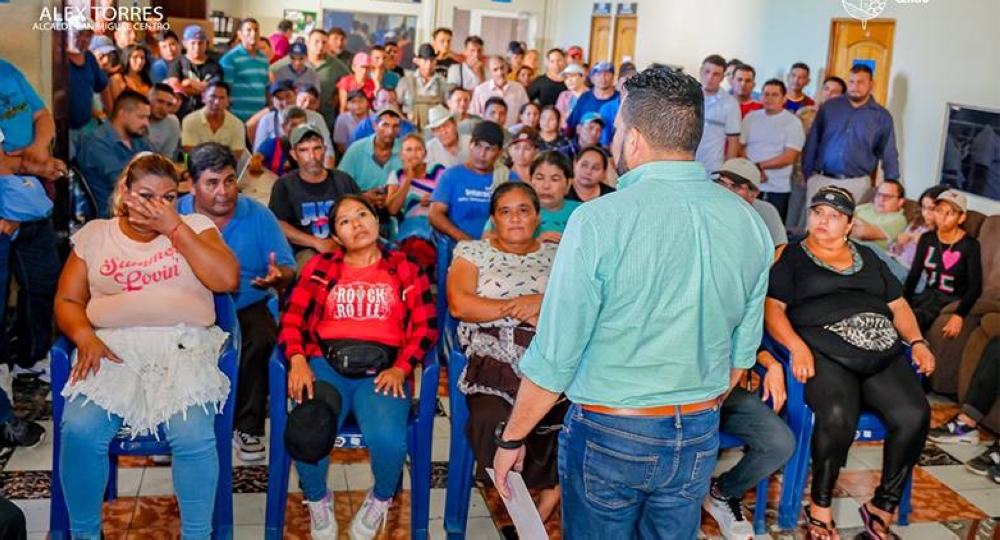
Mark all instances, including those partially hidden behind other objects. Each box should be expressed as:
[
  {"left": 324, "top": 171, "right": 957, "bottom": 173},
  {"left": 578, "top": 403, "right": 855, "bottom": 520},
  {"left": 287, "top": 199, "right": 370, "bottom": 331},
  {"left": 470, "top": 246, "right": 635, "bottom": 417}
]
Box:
[{"left": 313, "top": 237, "right": 340, "bottom": 254}]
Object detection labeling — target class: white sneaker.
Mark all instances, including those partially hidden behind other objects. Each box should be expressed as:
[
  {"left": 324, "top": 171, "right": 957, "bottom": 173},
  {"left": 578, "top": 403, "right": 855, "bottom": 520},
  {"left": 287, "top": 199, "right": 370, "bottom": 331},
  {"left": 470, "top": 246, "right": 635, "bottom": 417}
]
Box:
[
  {"left": 349, "top": 490, "right": 391, "bottom": 540},
  {"left": 703, "top": 486, "right": 754, "bottom": 540},
  {"left": 306, "top": 491, "right": 338, "bottom": 540},
  {"left": 13, "top": 357, "right": 49, "bottom": 384},
  {"left": 232, "top": 430, "right": 266, "bottom": 461}
]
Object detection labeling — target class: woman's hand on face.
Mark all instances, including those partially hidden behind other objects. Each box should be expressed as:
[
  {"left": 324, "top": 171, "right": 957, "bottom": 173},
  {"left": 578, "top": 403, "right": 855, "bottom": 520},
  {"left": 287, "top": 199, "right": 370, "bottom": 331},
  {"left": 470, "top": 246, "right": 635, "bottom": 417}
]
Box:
[
  {"left": 124, "top": 193, "right": 182, "bottom": 236},
  {"left": 508, "top": 294, "right": 542, "bottom": 322},
  {"left": 911, "top": 342, "right": 936, "bottom": 375},
  {"left": 71, "top": 334, "right": 122, "bottom": 384},
  {"left": 941, "top": 314, "right": 963, "bottom": 339},
  {"left": 790, "top": 345, "right": 815, "bottom": 384},
  {"left": 287, "top": 355, "right": 315, "bottom": 404},
  {"left": 373, "top": 367, "right": 407, "bottom": 398}
]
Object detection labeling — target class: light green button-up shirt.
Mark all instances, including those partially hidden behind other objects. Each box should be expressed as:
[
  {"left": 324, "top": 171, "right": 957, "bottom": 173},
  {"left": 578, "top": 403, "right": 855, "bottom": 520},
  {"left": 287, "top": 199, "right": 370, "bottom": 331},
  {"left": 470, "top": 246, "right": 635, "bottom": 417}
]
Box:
[
  {"left": 336, "top": 135, "right": 403, "bottom": 192},
  {"left": 519, "top": 160, "right": 773, "bottom": 407}
]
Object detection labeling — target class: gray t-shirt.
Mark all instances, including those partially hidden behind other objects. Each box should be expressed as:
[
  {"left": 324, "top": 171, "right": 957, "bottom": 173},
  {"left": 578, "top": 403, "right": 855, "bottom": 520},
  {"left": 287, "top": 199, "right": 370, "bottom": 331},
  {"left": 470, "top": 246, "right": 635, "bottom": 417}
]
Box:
[
  {"left": 752, "top": 198, "right": 788, "bottom": 247},
  {"left": 147, "top": 115, "right": 181, "bottom": 160}
]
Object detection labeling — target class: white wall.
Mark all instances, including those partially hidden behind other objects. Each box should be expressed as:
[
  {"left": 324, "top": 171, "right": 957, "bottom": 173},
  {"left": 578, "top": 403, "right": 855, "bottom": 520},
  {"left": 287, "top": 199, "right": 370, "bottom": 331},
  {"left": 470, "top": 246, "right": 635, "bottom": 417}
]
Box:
[
  {"left": 632, "top": 0, "right": 1000, "bottom": 213},
  {"left": 1, "top": 0, "right": 54, "bottom": 108}
]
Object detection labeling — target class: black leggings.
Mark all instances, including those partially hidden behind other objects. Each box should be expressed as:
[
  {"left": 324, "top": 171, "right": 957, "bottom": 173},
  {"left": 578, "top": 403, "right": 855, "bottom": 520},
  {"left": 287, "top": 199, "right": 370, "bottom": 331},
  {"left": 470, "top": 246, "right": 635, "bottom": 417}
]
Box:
[{"left": 805, "top": 352, "right": 930, "bottom": 513}]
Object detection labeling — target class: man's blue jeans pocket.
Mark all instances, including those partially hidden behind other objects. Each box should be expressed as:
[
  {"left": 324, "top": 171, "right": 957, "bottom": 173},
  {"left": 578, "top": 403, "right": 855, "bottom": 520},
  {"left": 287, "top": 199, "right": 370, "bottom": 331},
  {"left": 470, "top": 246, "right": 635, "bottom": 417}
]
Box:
[{"left": 583, "top": 439, "right": 660, "bottom": 510}]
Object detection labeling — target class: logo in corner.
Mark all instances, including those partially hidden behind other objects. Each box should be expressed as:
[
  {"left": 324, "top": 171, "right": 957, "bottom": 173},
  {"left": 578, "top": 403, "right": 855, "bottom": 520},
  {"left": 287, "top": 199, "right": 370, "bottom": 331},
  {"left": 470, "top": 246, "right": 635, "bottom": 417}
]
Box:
[{"left": 841, "top": 0, "right": 887, "bottom": 28}]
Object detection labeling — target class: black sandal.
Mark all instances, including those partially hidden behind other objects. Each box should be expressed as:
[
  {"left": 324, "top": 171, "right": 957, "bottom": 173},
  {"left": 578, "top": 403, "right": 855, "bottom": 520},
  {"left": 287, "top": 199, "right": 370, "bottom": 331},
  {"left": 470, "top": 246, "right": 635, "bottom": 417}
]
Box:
[
  {"left": 804, "top": 505, "right": 839, "bottom": 540},
  {"left": 859, "top": 503, "right": 901, "bottom": 540}
]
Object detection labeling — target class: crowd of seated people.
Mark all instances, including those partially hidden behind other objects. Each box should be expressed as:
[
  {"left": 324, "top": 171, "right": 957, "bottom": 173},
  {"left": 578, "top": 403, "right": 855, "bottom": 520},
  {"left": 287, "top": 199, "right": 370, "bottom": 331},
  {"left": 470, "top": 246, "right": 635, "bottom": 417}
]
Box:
[{"left": 0, "top": 13, "right": 998, "bottom": 540}]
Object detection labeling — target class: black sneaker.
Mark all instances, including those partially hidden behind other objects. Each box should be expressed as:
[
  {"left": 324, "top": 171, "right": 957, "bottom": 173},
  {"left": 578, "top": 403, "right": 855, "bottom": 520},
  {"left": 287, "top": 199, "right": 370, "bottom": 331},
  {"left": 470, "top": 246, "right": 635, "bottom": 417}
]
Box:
[
  {"left": 966, "top": 442, "right": 1000, "bottom": 476},
  {"left": 989, "top": 462, "right": 1000, "bottom": 485},
  {"left": 0, "top": 417, "right": 46, "bottom": 449}
]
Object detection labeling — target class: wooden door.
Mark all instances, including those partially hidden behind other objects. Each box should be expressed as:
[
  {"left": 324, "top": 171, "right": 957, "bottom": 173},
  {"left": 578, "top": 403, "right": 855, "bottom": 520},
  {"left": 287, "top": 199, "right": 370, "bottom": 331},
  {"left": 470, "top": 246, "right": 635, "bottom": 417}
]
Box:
[
  {"left": 589, "top": 16, "right": 611, "bottom": 65},
  {"left": 827, "top": 19, "right": 896, "bottom": 105},
  {"left": 613, "top": 16, "right": 637, "bottom": 67}
]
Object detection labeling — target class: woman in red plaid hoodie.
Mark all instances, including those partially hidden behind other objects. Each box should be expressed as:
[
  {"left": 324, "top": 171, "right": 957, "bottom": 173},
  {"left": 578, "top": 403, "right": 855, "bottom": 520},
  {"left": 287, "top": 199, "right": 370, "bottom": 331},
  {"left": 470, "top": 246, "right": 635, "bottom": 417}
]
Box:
[{"left": 278, "top": 193, "right": 437, "bottom": 540}]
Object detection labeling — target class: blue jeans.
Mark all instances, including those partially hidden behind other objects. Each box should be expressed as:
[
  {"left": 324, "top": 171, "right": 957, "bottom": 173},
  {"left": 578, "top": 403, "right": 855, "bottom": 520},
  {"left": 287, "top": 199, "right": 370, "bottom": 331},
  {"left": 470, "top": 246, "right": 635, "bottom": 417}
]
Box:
[
  {"left": 60, "top": 399, "right": 218, "bottom": 539},
  {"left": 295, "top": 357, "right": 412, "bottom": 502},
  {"left": 716, "top": 387, "right": 795, "bottom": 499},
  {"left": 559, "top": 403, "right": 720, "bottom": 540},
  {"left": 0, "top": 219, "right": 59, "bottom": 368}
]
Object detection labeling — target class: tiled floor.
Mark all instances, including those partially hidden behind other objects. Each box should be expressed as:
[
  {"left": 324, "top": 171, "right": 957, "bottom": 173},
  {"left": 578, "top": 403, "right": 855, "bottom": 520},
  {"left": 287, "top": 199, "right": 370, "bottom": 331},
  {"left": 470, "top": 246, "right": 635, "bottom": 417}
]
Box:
[{"left": 3, "top": 374, "right": 998, "bottom": 539}]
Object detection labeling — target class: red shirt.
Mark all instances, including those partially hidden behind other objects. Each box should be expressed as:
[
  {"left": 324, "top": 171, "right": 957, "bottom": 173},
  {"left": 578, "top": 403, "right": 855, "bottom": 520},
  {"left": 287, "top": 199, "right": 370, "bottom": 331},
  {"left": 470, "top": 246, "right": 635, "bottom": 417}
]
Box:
[
  {"left": 316, "top": 263, "right": 406, "bottom": 346},
  {"left": 337, "top": 75, "right": 376, "bottom": 102},
  {"left": 740, "top": 100, "right": 764, "bottom": 118},
  {"left": 278, "top": 249, "right": 437, "bottom": 375}
]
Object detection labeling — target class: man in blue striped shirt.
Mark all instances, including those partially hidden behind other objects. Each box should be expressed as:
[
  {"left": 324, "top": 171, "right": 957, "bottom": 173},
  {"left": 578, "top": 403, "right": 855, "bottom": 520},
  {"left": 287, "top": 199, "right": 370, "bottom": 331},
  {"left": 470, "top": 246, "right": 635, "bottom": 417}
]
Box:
[
  {"left": 492, "top": 67, "right": 773, "bottom": 539},
  {"left": 220, "top": 18, "right": 269, "bottom": 123}
]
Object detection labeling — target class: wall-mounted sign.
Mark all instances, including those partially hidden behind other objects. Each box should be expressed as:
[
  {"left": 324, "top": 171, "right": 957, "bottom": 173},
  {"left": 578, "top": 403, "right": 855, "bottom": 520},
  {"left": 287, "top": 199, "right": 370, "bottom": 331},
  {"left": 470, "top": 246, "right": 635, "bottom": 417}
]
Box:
[{"left": 617, "top": 3, "right": 638, "bottom": 15}]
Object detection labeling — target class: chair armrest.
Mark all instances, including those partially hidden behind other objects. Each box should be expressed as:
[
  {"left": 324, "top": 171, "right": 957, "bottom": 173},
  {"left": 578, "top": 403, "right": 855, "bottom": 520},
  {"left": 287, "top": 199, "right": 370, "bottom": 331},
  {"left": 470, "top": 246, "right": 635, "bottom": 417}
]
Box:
[{"left": 416, "top": 349, "right": 440, "bottom": 422}]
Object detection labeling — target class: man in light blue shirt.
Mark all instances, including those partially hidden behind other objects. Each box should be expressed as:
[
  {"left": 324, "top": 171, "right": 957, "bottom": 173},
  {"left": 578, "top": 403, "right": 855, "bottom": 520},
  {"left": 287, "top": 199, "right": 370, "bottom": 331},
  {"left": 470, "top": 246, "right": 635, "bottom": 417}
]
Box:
[
  {"left": 180, "top": 142, "right": 295, "bottom": 462},
  {"left": 492, "top": 68, "right": 773, "bottom": 539},
  {"left": 338, "top": 107, "right": 403, "bottom": 193}
]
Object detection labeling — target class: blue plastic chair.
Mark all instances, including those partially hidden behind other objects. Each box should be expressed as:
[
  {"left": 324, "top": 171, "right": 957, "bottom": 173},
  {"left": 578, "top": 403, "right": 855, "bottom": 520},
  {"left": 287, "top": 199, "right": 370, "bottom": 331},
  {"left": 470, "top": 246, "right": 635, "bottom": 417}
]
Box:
[
  {"left": 762, "top": 336, "right": 915, "bottom": 531},
  {"left": 434, "top": 233, "right": 458, "bottom": 358},
  {"left": 264, "top": 347, "right": 440, "bottom": 540},
  {"left": 49, "top": 294, "right": 241, "bottom": 540},
  {"left": 442, "top": 350, "right": 773, "bottom": 537}
]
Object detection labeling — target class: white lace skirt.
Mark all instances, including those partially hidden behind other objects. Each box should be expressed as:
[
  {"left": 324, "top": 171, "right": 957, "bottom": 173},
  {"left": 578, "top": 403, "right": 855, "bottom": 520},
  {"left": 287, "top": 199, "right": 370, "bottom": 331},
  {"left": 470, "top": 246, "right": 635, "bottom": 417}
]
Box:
[{"left": 61, "top": 326, "right": 231, "bottom": 438}]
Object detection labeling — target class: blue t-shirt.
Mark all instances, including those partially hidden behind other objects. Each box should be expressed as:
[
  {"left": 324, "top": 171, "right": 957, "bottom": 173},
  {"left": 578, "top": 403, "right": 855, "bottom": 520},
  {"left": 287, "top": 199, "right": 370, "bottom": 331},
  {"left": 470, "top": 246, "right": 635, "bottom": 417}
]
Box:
[
  {"left": 349, "top": 116, "right": 416, "bottom": 146},
  {"left": 0, "top": 175, "right": 52, "bottom": 223},
  {"left": 565, "top": 90, "right": 619, "bottom": 135},
  {"left": 598, "top": 97, "right": 620, "bottom": 147},
  {"left": 69, "top": 52, "right": 109, "bottom": 130},
  {"left": 430, "top": 165, "right": 493, "bottom": 239},
  {"left": 151, "top": 58, "right": 170, "bottom": 84},
  {"left": 178, "top": 195, "right": 295, "bottom": 310},
  {"left": 0, "top": 59, "right": 46, "bottom": 152}
]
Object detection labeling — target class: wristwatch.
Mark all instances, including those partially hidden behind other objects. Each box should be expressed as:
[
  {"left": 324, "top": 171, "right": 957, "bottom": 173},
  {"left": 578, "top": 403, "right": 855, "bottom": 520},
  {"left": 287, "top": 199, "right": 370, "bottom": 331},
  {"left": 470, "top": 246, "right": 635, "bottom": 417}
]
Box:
[{"left": 494, "top": 421, "right": 526, "bottom": 450}]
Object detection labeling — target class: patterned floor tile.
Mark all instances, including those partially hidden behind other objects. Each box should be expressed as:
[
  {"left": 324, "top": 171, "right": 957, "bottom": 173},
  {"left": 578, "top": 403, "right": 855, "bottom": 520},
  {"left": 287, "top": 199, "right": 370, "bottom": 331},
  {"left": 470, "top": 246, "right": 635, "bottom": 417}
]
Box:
[
  {"left": 0, "top": 470, "right": 49, "bottom": 499},
  {"left": 232, "top": 464, "right": 269, "bottom": 494},
  {"left": 919, "top": 444, "right": 963, "bottom": 467}
]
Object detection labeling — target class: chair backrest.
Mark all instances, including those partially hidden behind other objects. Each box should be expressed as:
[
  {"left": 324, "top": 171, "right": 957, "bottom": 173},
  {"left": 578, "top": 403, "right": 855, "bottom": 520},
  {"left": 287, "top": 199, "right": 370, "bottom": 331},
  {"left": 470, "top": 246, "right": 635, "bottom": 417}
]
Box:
[{"left": 976, "top": 215, "right": 1000, "bottom": 298}]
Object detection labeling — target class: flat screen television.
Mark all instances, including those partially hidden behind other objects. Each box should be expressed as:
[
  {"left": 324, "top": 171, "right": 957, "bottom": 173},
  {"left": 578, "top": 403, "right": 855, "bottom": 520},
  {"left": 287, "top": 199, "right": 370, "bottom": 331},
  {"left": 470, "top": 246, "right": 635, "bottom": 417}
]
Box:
[{"left": 938, "top": 103, "right": 1000, "bottom": 201}]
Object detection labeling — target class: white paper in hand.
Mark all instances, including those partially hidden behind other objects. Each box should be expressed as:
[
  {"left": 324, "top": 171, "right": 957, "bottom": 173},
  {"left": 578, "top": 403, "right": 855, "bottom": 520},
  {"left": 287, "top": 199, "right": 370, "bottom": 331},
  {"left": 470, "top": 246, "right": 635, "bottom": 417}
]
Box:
[{"left": 486, "top": 468, "right": 548, "bottom": 539}]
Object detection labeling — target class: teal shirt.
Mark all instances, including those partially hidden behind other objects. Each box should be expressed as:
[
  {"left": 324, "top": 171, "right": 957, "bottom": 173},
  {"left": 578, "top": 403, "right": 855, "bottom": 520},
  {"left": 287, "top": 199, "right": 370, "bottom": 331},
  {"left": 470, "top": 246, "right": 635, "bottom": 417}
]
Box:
[
  {"left": 220, "top": 46, "right": 269, "bottom": 122},
  {"left": 519, "top": 160, "right": 773, "bottom": 407},
  {"left": 337, "top": 135, "right": 403, "bottom": 192}
]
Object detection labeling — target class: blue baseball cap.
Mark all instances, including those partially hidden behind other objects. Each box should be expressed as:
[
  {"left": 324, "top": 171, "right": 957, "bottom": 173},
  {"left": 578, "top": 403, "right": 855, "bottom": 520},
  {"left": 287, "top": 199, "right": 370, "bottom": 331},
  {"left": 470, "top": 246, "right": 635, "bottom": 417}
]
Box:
[
  {"left": 89, "top": 35, "right": 116, "bottom": 55},
  {"left": 289, "top": 41, "right": 308, "bottom": 57},
  {"left": 270, "top": 79, "right": 295, "bottom": 96},
  {"left": 580, "top": 112, "right": 605, "bottom": 127},
  {"left": 589, "top": 61, "right": 615, "bottom": 77},
  {"left": 183, "top": 25, "right": 207, "bottom": 42}
]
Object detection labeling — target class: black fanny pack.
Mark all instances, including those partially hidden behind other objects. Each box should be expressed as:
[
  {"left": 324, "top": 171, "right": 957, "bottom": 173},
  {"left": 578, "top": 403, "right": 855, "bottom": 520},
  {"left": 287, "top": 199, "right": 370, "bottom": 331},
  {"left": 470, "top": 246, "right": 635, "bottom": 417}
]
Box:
[{"left": 321, "top": 339, "right": 398, "bottom": 378}]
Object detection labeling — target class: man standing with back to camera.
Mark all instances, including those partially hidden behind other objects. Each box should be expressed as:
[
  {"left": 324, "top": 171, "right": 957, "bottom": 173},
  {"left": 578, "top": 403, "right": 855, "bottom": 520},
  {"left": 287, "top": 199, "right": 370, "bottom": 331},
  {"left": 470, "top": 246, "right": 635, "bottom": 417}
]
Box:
[{"left": 492, "top": 67, "right": 773, "bottom": 538}]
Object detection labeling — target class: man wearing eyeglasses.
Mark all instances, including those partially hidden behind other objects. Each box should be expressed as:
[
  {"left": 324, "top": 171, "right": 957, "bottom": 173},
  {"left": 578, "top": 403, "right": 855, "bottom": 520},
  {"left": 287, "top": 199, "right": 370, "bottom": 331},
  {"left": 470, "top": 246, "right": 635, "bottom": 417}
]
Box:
[{"left": 851, "top": 179, "right": 908, "bottom": 251}]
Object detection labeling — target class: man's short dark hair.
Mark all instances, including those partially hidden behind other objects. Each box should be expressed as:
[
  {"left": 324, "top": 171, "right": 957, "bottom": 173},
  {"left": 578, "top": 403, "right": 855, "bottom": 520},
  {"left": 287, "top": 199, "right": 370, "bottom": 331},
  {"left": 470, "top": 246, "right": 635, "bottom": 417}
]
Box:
[
  {"left": 157, "top": 30, "right": 179, "bottom": 42},
  {"left": 370, "top": 44, "right": 385, "bottom": 54},
  {"left": 278, "top": 20, "right": 294, "bottom": 33},
  {"left": 546, "top": 48, "right": 565, "bottom": 58},
  {"left": 309, "top": 28, "right": 328, "bottom": 39},
  {"left": 762, "top": 78, "right": 786, "bottom": 94},
  {"left": 850, "top": 63, "right": 874, "bottom": 78},
  {"left": 448, "top": 86, "right": 470, "bottom": 99},
  {"left": 726, "top": 58, "right": 743, "bottom": 69},
  {"left": 703, "top": 55, "right": 727, "bottom": 69},
  {"left": 385, "top": 40, "right": 398, "bottom": 48},
  {"left": 433, "top": 27, "right": 453, "bottom": 38},
  {"left": 734, "top": 63, "right": 756, "bottom": 78},
  {"left": 206, "top": 80, "right": 231, "bottom": 95},
  {"left": 239, "top": 18, "right": 259, "bottom": 31},
  {"left": 790, "top": 62, "right": 810, "bottom": 74},
  {"left": 824, "top": 76, "right": 847, "bottom": 94},
  {"left": 296, "top": 84, "right": 320, "bottom": 98},
  {"left": 327, "top": 26, "right": 345, "bottom": 38},
  {"left": 484, "top": 96, "right": 508, "bottom": 113},
  {"left": 151, "top": 82, "right": 174, "bottom": 95},
  {"left": 282, "top": 106, "right": 308, "bottom": 125},
  {"left": 883, "top": 179, "right": 905, "bottom": 199},
  {"left": 465, "top": 35, "right": 484, "bottom": 47},
  {"left": 112, "top": 89, "right": 150, "bottom": 118},
  {"left": 188, "top": 142, "right": 237, "bottom": 183},
  {"left": 621, "top": 68, "right": 704, "bottom": 154}
]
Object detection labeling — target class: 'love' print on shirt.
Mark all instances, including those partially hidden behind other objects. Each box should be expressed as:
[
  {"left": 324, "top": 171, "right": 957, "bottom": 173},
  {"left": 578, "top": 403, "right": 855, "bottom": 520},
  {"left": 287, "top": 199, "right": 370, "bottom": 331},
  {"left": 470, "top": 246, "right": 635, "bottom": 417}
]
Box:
[{"left": 99, "top": 246, "right": 182, "bottom": 292}]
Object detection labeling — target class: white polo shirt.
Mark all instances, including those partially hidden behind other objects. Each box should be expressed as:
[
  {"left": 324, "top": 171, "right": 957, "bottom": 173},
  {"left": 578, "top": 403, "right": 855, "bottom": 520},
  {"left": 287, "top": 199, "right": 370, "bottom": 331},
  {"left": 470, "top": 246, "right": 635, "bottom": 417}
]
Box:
[
  {"left": 695, "top": 90, "right": 741, "bottom": 175},
  {"left": 740, "top": 109, "right": 805, "bottom": 193}
]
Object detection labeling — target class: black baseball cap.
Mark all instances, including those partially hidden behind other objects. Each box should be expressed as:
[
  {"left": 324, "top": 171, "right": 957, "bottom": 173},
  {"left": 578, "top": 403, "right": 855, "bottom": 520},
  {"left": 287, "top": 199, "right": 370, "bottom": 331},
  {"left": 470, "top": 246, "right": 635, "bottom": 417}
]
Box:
[
  {"left": 270, "top": 79, "right": 295, "bottom": 96},
  {"left": 810, "top": 186, "right": 856, "bottom": 217},
  {"left": 417, "top": 43, "right": 436, "bottom": 60},
  {"left": 285, "top": 381, "right": 343, "bottom": 464},
  {"left": 471, "top": 121, "right": 505, "bottom": 148}
]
